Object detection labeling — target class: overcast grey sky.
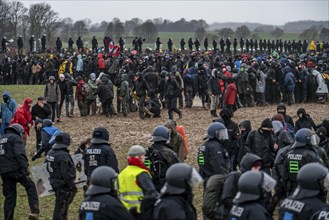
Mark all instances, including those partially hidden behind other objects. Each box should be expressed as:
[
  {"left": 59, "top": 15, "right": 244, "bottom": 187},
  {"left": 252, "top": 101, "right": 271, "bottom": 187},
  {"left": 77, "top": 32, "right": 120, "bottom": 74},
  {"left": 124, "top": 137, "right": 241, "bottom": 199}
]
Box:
[{"left": 21, "top": 0, "right": 329, "bottom": 25}]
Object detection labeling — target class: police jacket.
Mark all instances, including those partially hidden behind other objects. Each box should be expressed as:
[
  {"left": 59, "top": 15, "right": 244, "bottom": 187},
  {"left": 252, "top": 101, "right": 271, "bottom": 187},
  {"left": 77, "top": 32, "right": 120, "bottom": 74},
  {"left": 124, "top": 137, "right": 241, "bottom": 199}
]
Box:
[
  {"left": 230, "top": 201, "right": 272, "bottom": 220},
  {"left": 311, "top": 206, "right": 329, "bottom": 220},
  {"left": 0, "top": 131, "right": 28, "bottom": 175},
  {"left": 153, "top": 194, "right": 197, "bottom": 220},
  {"left": 245, "top": 129, "right": 275, "bottom": 168},
  {"left": 46, "top": 148, "right": 76, "bottom": 188},
  {"left": 198, "top": 138, "right": 230, "bottom": 180},
  {"left": 79, "top": 193, "right": 134, "bottom": 220},
  {"left": 84, "top": 143, "right": 119, "bottom": 178},
  {"left": 282, "top": 145, "right": 319, "bottom": 193},
  {"left": 279, "top": 196, "right": 328, "bottom": 220}
]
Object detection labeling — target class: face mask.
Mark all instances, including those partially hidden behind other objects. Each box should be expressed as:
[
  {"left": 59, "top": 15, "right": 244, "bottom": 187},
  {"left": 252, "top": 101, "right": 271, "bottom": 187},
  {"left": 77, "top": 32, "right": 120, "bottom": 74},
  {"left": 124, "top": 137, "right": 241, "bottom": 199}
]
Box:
[
  {"left": 261, "top": 129, "right": 272, "bottom": 136},
  {"left": 3, "top": 97, "right": 9, "bottom": 103}
]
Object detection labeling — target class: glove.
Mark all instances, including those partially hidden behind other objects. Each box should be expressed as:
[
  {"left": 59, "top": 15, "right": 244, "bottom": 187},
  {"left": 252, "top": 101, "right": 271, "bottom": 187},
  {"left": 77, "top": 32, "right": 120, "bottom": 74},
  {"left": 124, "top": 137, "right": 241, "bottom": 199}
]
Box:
[{"left": 31, "top": 154, "right": 40, "bottom": 161}]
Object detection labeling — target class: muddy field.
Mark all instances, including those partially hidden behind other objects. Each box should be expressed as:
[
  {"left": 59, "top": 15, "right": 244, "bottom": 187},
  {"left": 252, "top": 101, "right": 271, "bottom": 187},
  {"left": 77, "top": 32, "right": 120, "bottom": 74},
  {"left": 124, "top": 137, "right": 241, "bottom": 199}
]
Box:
[{"left": 0, "top": 86, "right": 328, "bottom": 219}]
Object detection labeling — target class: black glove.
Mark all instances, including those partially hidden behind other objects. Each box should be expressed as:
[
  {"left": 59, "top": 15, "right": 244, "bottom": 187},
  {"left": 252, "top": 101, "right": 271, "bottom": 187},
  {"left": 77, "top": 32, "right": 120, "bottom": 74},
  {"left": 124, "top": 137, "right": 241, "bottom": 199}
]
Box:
[{"left": 31, "top": 154, "right": 40, "bottom": 161}]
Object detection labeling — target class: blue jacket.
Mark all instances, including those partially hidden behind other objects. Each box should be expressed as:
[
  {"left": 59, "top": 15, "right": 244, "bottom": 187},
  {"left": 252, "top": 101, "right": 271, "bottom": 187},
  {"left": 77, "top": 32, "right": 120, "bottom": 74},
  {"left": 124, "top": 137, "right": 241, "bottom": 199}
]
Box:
[
  {"left": 76, "top": 54, "right": 83, "bottom": 71},
  {"left": 1, "top": 92, "right": 17, "bottom": 124},
  {"left": 283, "top": 66, "right": 295, "bottom": 92}
]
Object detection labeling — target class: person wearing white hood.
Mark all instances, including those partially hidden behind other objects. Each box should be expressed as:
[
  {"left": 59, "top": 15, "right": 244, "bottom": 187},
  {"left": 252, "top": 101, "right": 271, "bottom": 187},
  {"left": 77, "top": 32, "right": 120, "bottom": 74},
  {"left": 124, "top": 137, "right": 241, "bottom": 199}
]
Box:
[
  {"left": 312, "top": 68, "right": 328, "bottom": 103},
  {"left": 76, "top": 54, "right": 84, "bottom": 78}
]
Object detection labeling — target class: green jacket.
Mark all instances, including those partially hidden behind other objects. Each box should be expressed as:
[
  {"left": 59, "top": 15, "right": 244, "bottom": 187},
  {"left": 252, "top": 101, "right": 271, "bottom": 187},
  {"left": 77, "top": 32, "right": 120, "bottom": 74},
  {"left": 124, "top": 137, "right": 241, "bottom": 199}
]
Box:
[{"left": 87, "top": 79, "right": 98, "bottom": 100}]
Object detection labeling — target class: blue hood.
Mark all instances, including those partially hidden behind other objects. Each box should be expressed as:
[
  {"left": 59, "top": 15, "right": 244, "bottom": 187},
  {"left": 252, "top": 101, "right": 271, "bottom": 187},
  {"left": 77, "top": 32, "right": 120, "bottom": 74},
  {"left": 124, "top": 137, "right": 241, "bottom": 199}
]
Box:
[
  {"left": 2, "top": 91, "right": 11, "bottom": 99},
  {"left": 284, "top": 66, "right": 292, "bottom": 74}
]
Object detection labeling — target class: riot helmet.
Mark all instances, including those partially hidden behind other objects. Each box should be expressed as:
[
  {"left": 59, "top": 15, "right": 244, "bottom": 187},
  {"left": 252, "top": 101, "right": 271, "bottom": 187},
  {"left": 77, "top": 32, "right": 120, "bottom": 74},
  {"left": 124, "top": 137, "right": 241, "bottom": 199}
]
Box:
[
  {"left": 85, "top": 166, "right": 118, "bottom": 196},
  {"left": 162, "top": 163, "right": 203, "bottom": 195}
]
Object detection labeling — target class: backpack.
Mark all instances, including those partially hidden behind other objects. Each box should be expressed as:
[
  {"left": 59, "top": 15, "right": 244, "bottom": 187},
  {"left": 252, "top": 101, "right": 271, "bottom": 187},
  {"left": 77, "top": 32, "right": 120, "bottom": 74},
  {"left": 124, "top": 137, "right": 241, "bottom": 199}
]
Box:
[
  {"left": 82, "top": 82, "right": 90, "bottom": 96},
  {"left": 202, "top": 174, "right": 227, "bottom": 219},
  {"left": 144, "top": 147, "right": 168, "bottom": 189}
]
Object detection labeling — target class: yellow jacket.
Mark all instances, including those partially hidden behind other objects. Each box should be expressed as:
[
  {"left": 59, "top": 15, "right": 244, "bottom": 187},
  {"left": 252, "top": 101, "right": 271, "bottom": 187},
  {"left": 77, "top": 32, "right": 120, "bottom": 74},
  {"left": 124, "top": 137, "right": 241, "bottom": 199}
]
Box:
[
  {"left": 118, "top": 165, "right": 151, "bottom": 213},
  {"left": 309, "top": 40, "right": 316, "bottom": 51}
]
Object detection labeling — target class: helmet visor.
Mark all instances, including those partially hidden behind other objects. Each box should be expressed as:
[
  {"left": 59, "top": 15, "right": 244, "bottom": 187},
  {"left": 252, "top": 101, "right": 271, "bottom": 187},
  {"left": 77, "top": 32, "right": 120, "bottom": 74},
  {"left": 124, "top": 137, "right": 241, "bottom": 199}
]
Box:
[
  {"left": 262, "top": 172, "right": 276, "bottom": 192},
  {"left": 216, "top": 128, "right": 229, "bottom": 140},
  {"left": 112, "top": 176, "right": 119, "bottom": 191},
  {"left": 310, "top": 134, "right": 319, "bottom": 146},
  {"left": 323, "top": 173, "right": 329, "bottom": 191},
  {"left": 188, "top": 168, "right": 203, "bottom": 188}
]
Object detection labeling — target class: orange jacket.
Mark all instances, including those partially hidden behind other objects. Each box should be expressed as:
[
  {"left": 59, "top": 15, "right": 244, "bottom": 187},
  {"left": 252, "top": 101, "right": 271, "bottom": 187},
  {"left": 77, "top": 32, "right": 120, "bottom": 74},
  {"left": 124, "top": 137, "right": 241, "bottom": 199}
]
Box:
[{"left": 176, "top": 125, "right": 188, "bottom": 155}]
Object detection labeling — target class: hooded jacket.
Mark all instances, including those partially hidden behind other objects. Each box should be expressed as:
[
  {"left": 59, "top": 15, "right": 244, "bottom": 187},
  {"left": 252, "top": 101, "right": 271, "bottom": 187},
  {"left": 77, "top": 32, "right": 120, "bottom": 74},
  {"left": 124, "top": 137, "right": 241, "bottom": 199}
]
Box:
[
  {"left": 1, "top": 92, "right": 16, "bottom": 124},
  {"left": 238, "top": 120, "right": 252, "bottom": 162},
  {"left": 76, "top": 54, "right": 83, "bottom": 72},
  {"left": 312, "top": 69, "right": 328, "bottom": 94},
  {"left": 282, "top": 66, "right": 296, "bottom": 92},
  {"left": 165, "top": 120, "right": 186, "bottom": 162},
  {"left": 10, "top": 98, "right": 33, "bottom": 136},
  {"left": 294, "top": 108, "right": 316, "bottom": 133}
]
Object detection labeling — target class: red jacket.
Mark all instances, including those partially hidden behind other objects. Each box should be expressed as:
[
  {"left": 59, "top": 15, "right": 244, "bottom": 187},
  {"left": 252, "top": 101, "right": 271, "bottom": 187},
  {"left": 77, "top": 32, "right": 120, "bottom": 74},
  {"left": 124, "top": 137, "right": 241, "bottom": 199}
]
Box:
[
  {"left": 224, "top": 82, "right": 237, "bottom": 105},
  {"left": 10, "top": 97, "right": 33, "bottom": 136},
  {"left": 98, "top": 54, "right": 105, "bottom": 70},
  {"left": 76, "top": 80, "right": 85, "bottom": 102}
]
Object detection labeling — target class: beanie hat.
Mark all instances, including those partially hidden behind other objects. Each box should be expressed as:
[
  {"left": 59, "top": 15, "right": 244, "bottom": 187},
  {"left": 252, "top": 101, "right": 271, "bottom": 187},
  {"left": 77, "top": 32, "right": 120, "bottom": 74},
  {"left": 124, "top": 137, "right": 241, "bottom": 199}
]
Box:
[
  {"left": 59, "top": 74, "right": 65, "bottom": 78},
  {"left": 128, "top": 145, "right": 146, "bottom": 156},
  {"left": 272, "top": 114, "right": 285, "bottom": 123},
  {"left": 261, "top": 118, "right": 273, "bottom": 128}
]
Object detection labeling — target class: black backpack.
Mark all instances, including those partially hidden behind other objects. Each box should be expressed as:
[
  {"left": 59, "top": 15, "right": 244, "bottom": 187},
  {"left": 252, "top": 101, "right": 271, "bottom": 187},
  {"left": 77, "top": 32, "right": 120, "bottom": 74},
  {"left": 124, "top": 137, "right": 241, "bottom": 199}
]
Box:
[{"left": 144, "top": 147, "right": 168, "bottom": 190}]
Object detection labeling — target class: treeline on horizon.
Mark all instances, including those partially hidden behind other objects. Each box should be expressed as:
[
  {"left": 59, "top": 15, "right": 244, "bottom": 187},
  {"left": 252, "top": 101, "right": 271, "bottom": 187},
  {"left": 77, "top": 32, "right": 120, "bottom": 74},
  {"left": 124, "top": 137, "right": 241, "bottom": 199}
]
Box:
[{"left": 0, "top": 0, "right": 328, "bottom": 46}]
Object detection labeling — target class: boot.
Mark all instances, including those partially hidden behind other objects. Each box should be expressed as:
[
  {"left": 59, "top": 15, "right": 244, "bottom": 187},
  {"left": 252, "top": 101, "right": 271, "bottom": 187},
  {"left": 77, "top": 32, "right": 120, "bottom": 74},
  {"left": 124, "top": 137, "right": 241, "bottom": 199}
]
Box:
[
  {"left": 28, "top": 213, "right": 39, "bottom": 220},
  {"left": 144, "top": 107, "right": 154, "bottom": 118},
  {"left": 178, "top": 111, "right": 183, "bottom": 119}
]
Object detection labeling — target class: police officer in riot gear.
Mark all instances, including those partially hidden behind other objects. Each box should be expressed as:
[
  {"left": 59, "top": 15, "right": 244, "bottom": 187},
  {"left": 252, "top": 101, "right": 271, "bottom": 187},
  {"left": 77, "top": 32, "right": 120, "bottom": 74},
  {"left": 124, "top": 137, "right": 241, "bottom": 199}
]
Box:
[
  {"left": 84, "top": 127, "right": 119, "bottom": 181},
  {"left": 279, "top": 163, "right": 329, "bottom": 220},
  {"left": 79, "top": 166, "right": 134, "bottom": 219},
  {"left": 46, "top": 132, "right": 76, "bottom": 220},
  {"left": 229, "top": 171, "right": 276, "bottom": 220},
  {"left": 153, "top": 163, "right": 202, "bottom": 220},
  {"left": 198, "top": 122, "right": 230, "bottom": 186},
  {"left": 145, "top": 125, "right": 179, "bottom": 191},
  {"left": 282, "top": 128, "right": 320, "bottom": 195},
  {"left": 0, "top": 123, "right": 39, "bottom": 220}
]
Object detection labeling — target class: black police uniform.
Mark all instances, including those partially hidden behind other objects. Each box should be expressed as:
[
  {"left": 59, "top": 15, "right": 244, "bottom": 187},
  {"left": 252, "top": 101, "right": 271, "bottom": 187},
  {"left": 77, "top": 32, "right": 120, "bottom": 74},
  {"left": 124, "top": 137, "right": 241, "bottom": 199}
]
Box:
[
  {"left": 84, "top": 129, "right": 119, "bottom": 179},
  {"left": 230, "top": 202, "right": 271, "bottom": 220},
  {"left": 311, "top": 207, "right": 329, "bottom": 220},
  {"left": 46, "top": 135, "right": 76, "bottom": 220},
  {"left": 80, "top": 193, "right": 133, "bottom": 220},
  {"left": 0, "top": 128, "right": 39, "bottom": 220},
  {"left": 279, "top": 197, "right": 328, "bottom": 220},
  {"left": 198, "top": 137, "right": 230, "bottom": 185},
  {"left": 282, "top": 145, "right": 319, "bottom": 194},
  {"left": 153, "top": 195, "right": 197, "bottom": 220}
]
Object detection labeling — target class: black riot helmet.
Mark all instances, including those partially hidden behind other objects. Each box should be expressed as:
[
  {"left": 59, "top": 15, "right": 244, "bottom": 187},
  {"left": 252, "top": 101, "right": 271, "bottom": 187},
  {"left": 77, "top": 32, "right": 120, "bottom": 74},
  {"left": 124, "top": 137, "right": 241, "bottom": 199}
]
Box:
[
  {"left": 85, "top": 166, "right": 118, "bottom": 196},
  {"left": 206, "top": 122, "right": 228, "bottom": 141},
  {"left": 292, "top": 162, "right": 329, "bottom": 199},
  {"left": 293, "top": 128, "right": 318, "bottom": 148},
  {"left": 162, "top": 163, "right": 203, "bottom": 195},
  {"left": 91, "top": 127, "right": 110, "bottom": 144},
  {"left": 151, "top": 125, "right": 169, "bottom": 142},
  {"left": 233, "top": 171, "right": 276, "bottom": 204},
  {"left": 52, "top": 132, "right": 71, "bottom": 150},
  {"left": 4, "top": 123, "right": 25, "bottom": 138}
]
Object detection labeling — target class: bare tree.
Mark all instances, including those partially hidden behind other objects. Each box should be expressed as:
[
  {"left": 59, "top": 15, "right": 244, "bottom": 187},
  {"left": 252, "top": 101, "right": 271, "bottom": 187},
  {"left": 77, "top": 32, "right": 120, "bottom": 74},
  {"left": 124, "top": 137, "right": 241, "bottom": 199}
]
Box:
[
  {"left": 113, "top": 19, "right": 125, "bottom": 40},
  {"left": 61, "top": 17, "right": 73, "bottom": 40},
  {"left": 42, "top": 9, "right": 61, "bottom": 43},
  {"left": 270, "top": 27, "right": 284, "bottom": 39},
  {"left": 9, "top": 1, "right": 27, "bottom": 39},
  {"left": 72, "top": 20, "right": 89, "bottom": 37},
  {"left": 235, "top": 25, "right": 251, "bottom": 39},
  {"left": 0, "top": 0, "right": 10, "bottom": 38}
]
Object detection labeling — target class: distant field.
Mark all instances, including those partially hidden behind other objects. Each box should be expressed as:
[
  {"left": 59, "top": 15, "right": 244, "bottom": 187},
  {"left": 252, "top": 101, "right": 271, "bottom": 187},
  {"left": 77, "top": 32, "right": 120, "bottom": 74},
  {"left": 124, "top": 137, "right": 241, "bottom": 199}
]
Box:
[{"left": 82, "top": 31, "right": 302, "bottom": 50}]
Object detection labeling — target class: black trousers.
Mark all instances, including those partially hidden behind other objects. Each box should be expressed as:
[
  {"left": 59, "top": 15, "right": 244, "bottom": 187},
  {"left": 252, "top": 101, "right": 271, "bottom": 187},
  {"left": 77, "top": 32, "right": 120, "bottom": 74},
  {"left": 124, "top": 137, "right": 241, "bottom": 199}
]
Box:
[
  {"left": 52, "top": 186, "right": 76, "bottom": 220},
  {"left": 167, "top": 97, "right": 181, "bottom": 119},
  {"left": 47, "top": 102, "right": 57, "bottom": 122},
  {"left": 1, "top": 172, "right": 39, "bottom": 220}
]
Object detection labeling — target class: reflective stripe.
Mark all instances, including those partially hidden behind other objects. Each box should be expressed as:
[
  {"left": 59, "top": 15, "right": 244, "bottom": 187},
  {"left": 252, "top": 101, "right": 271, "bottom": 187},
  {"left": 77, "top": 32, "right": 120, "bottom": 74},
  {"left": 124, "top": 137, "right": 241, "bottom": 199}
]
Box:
[
  {"left": 119, "top": 195, "right": 141, "bottom": 205},
  {"left": 120, "top": 191, "right": 144, "bottom": 196}
]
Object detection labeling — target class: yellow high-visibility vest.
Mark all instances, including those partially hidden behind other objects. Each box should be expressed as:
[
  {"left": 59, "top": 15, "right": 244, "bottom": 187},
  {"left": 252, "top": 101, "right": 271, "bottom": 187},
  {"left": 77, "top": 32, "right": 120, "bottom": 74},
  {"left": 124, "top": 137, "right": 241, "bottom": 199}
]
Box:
[{"left": 118, "top": 165, "right": 151, "bottom": 213}]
